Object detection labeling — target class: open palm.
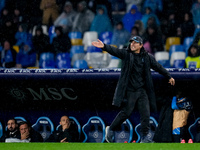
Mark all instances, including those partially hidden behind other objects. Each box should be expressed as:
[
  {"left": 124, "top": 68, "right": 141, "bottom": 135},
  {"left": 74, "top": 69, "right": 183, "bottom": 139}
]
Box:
[{"left": 92, "top": 39, "right": 104, "bottom": 48}]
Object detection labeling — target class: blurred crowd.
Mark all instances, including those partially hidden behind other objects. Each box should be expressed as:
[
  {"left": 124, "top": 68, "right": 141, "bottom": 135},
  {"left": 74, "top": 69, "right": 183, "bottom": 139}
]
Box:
[{"left": 0, "top": 0, "right": 200, "bottom": 69}]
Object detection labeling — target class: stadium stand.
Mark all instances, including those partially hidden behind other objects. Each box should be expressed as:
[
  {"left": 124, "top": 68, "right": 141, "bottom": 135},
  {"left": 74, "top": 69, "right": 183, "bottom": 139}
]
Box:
[
  {"left": 170, "top": 52, "right": 186, "bottom": 68},
  {"left": 73, "top": 60, "right": 88, "bottom": 69},
  {"left": 68, "top": 32, "right": 83, "bottom": 46},
  {"left": 32, "top": 116, "right": 54, "bottom": 141},
  {"left": 165, "top": 37, "right": 181, "bottom": 51},
  {"left": 0, "top": 122, "right": 3, "bottom": 138},
  {"left": 113, "top": 119, "right": 133, "bottom": 143},
  {"left": 135, "top": 116, "right": 158, "bottom": 143},
  {"left": 82, "top": 116, "right": 105, "bottom": 143},
  {"left": 82, "top": 31, "right": 98, "bottom": 51},
  {"left": 55, "top": 52, "right": 71, "bottom": 69},
  {"left": 155, "top": 51, "right": 170, "bottom": 68},
  {"left": 39, "top": 52, "right": 55, "bottom": 68},
  {"left": 99, "top": 31, "right": 113, "bottom": 45},
  {"left": 183, "top": 37, "right": 194, "bottom": 57},
  {"left": 188, "top": 117, "right": 200, "bottom": 143}
]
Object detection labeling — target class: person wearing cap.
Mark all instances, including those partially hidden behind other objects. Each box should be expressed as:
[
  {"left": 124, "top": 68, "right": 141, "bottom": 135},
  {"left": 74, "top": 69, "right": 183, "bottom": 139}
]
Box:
[{"left": 92, "top": 36, "right": 175, "bottom": 143}]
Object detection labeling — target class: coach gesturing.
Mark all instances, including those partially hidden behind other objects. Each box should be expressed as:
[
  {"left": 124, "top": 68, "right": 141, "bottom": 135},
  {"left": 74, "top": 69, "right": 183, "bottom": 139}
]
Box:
[{"left": 92, "top": 36, "right": 175, "bottom": 143}]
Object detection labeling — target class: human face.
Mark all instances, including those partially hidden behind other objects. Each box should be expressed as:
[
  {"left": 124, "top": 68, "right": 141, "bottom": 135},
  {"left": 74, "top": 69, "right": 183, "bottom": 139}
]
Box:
[
  {"left": 7, "top": 120, "right": 17, "bottom": 132},
  {"left": 4, "top": 41, "right": 10, "bottom": 51},
  {"left": 130, "top": 41, "right": 143, "bottom": 53},
  {"left": 190, "top": 47, "right": 197, "bottom": 56},
  {"left": 19, "top": 124, "right": 30, "bottom": 135},
  {"left": 60, "top": 116, "right": 71, "bottom": 130}
]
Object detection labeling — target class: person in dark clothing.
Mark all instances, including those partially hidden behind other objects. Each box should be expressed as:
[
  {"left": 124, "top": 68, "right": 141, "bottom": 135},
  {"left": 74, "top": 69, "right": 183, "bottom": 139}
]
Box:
[
  {"left": 0, "top": 118, "right": 20, "bottom": 142},
  {"left": 32, "top": 25, "right": 50, "bottom": 59},
  {"left": 46, "top": 116, "right": 79, "bottom": 142},
  {"left": 19, "top": 121, "right": 43, "bottom": 142},
  {"left": 52, "top": 26, "right": 71, "bottom": 54},
  {"left": 0, "top": 40, "right": 17, "bottom": 68},
  {"left": 92, "top": 36, "right": 175, "bottom": 143}
]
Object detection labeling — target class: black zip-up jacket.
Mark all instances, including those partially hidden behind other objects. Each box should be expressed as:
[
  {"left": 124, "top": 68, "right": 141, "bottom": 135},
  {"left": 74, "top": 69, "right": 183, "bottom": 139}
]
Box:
[{"left": 102, "top": 44, "right": 172, "bottom": 112}]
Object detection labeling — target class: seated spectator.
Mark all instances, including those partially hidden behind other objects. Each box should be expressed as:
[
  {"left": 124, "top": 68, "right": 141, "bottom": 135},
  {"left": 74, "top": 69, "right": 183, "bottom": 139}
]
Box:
[
  {"left": 0, "top": 40, "right": 17, "bottom": 68},
  {"left": 143, "top": 0, "right": 163, "bottom": 14},
  {"left": 32, "top": 25, "right": 50, "bottom": 59},
  {"left": 111, "top": 22, "right": 131, "bottom": 48},
  {"left": 52, "top": 26, "right": 71, "bottom": 54},
  {"left": 0, "top": 118, "right": 20, "bottom": 142},
  {"left": 19, "top": 121, "right": 43, "bottom": 142},
  {"left": 40, "top": 0, "right": 59, "bottom": 26},
  {"left": 166, "top": 12, "right": 179, "bottom": 37},
  {"left": 131, "top": 26, "right": 140, "bottom": 37},
  {"left": 134, "top": 20, "right": 145, "bottom": 36},
  {"left": 16, "top": 42, "right": 36, "bottom": 68},
  {"left": 191, "top": 0, "right": 200, "bottom": 26},
  {"left": 12, "top": 7, "right": 24, "bottom": 27},
  {"left": 180, "top": 12, "right": 195, "bottom": 41},
  {"left": 142, "top": 24, "right": 164, "bottom": 54},
  {"left": 0, "top": 16, "right": 17, "bottom": 45},
  {"left": 15, "top": 23, "right": 32, "bottom": 47},
  {"left": 0, "top": 7, "right": 10, "bottom": 27},
  {"left": 90, "top": 5, "right": 113, "bottom": 35},
  {"left": 122, "top": 4, "right": 142, "bottom": 33},
  {"left": 54, "top": 1, "right": 77, "bottom": 33},
  {"left": 185, "top": 44, "right": 200, "bottom": 68},
  {"left": 46, "top": 115, "right": 79, "bottom": 142},
  {"left": 72, "top": 1, "right": 95, "bottom": 34},
  {"left": 141, "top": 7, "right": 160, "bottom": 29}
]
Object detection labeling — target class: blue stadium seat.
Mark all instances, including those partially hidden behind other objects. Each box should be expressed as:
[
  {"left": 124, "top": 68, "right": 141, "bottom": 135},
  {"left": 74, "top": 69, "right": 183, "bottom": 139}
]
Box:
[
  {"left": 32, "top": 116, "right": 54, "bottom": 141},
  {"left": 39, "top": 52, "right": 55, "bottom": 68},
  {"left": 0, "top": 121, "right": 3, "bottom": 138},
  {"left": 183, "top": 37, "right": 194, "bottom": 57},
  {"left": 82, "top": 116, "right": 105, "bottom": 143},
  {"left": 170, "top": 52, "right": 186, "bottom": 68},
  {"left": 188, "top": 117, "right": 200, "bottom": 143},
  {"left": 68, "top": 32, "right": 82, "bottom": 39},
  {"left": 14, "top": 116, "right": 26, "bottom": 124},
  {"left": 73, "top": 60, "right": 88, "bottom": 69},
  {"left": 86, "top": 46, "right": 102, "bottom": 53},
  {"left": 70, "top": 45, "right": 84, "bottom": 59},
  {"left": 99, "top": 31, "right": 113, "bottom": 44},
  {"left": 169, "top": 45, "right": 184, "bottom": 58},
  {"left": 113, "top": 119, "right": 133, "bottom": 143},
  {"left": 107, "top": 55, "right": 120, "bottom": 68},
  {"left": 155, "top": 51, "right": 170, "bottom": 68},
  {"left": 56, "top": 116, "right": 81, "bottom": 141},
  {"left": 135, "top": 116, "right": 158, "bottom": 143},
  {"left": 55, "top": 52, "right": 71, "bottom": 68}
]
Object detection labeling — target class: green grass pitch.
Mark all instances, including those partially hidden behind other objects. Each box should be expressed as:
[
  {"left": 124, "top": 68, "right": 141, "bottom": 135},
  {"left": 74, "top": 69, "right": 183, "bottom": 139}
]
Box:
[{"left": 0, "top": 143, "right": 199, "bottom": 150}]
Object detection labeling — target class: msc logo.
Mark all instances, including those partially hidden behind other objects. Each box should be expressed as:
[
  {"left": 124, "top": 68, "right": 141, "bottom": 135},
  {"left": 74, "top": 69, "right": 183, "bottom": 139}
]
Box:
[{"left": 26, "top": 88, "right": 78, "bottom": 101}]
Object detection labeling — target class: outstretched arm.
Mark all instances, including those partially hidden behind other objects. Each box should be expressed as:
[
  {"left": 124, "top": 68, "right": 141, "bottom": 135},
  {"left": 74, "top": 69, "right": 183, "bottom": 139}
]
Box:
[
  {"left": 92, "top": 39, "right": 104, "bottom": 48},
  {"left": 92, "top": 39, "right": 126, "bottom": 59}
]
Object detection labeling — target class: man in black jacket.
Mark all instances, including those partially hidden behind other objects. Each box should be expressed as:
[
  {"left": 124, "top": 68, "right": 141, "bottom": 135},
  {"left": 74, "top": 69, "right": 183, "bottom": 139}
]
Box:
[
  {"left": 19, "top": 121, "right": 43, "bottom": 142},
  {"left": 92, "top": 36, "right": 175, "bottom": 143},
  {"left": 0, "top": 118, "right": 20, "bottom": 142},
  {"left": 45, "top": 115, "right": 79, "bottom": 142}
]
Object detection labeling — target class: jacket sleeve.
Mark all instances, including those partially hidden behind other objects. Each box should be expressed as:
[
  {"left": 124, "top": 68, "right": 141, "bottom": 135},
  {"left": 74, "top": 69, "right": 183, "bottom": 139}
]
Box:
[
  {"left": 102, "top": 44, "right": 127, "bottom": 59},
  {"left": 148, "top": 54, "right": 171, "bottom": 79}
]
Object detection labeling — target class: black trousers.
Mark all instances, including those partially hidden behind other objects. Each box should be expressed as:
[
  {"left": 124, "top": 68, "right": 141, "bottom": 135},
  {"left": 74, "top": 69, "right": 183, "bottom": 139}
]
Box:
[{"left": 110, "top": 88, "right": 150, "bottom": 135}]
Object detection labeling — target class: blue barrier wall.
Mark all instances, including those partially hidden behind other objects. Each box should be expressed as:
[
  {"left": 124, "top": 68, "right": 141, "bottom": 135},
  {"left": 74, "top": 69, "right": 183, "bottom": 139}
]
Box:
[{"left": 0, "top": 68, "right": 200, "bottom": 139}]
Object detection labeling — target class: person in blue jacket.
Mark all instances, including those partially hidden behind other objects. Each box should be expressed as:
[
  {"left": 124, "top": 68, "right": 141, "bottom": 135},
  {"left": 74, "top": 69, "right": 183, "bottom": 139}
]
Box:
[
  {"left": 16, "top": 41, "right": 36, "bottom": 68},
  {"left": 122, "top": 5, "right": 142, "bottom": 33},
  {"left": 90, "top": 5, "right": 113, "bottom": 35}
]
